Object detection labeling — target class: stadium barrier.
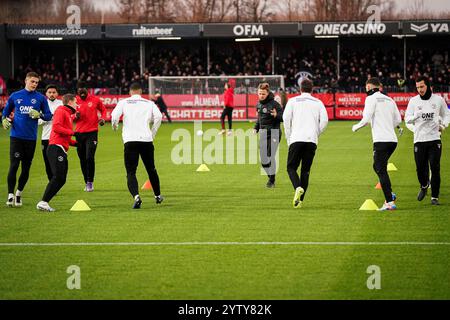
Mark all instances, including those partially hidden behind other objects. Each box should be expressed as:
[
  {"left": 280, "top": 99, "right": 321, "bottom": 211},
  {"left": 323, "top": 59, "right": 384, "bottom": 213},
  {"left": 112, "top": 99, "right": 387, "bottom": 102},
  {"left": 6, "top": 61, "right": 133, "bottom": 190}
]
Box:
[{"left": 1, "top": 93, "right": 448, "bottom": 122}]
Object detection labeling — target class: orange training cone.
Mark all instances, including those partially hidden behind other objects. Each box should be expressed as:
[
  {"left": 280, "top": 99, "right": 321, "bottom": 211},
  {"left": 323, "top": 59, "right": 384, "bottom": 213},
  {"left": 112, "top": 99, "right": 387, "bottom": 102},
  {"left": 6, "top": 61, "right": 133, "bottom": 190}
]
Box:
[
  {"left": 375, "top": 182, "right": 382, "bottom": 190},
  {"left": 141, "top": 180, "right": 152, "bottom": 190}
]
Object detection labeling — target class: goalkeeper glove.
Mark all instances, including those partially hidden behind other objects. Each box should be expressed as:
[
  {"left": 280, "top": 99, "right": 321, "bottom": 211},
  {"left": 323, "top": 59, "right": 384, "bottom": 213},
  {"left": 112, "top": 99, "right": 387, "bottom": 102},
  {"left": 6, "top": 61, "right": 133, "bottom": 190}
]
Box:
[
  {"left": 2, "top": 117, "right": 12, "bottom": 130},
  {"left": 29, "top": 109, "right": 41, "bottom": 119}
]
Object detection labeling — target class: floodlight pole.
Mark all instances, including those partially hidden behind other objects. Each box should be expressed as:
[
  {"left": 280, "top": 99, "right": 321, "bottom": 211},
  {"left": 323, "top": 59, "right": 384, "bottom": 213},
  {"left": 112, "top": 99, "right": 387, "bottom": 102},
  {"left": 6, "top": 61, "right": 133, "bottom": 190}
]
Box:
[
  {"left": 140, "top": 40, "right": 145, "bottom": 76},
  {"left": 75, "top": 40, "right": 79, "bottom": 79},
  {"left": 149, "top": 78, "right": 153, "bottom": 95},
  {"left": 272, "top": 38, "right": 275, "bottom": 75},
  {"left": 245, "top": 83, "right": 249, "bottom": 120},
  {"left": 403, "top": 37, "right": 407, "bottom": 92},
  {"left": 11, "top": 40, "right": 14, "bottom": 79},
  {"left": 337, "top": 37, "right": 340, "bottom": 80},
  {"left": 207, "top": 39, "right": 210, "bottom": 75}
]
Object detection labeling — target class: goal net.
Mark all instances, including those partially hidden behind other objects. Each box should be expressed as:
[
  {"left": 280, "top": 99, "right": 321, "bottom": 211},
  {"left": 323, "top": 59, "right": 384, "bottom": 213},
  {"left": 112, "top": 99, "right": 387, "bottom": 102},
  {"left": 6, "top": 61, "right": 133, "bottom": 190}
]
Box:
[
  {"left": 148, "top": 75, "right": 285, "bottom": 121},
  {"left": 148, "top": 75, "right": 285, "bottom": 96}
]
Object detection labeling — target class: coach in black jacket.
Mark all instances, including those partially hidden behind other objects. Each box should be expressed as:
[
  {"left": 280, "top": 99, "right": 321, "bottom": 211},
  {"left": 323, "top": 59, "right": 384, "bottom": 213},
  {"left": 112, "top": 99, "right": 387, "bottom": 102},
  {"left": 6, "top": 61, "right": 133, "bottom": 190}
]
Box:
[{"left": 253, "top": 83, "right": 283, "bottom": 188}]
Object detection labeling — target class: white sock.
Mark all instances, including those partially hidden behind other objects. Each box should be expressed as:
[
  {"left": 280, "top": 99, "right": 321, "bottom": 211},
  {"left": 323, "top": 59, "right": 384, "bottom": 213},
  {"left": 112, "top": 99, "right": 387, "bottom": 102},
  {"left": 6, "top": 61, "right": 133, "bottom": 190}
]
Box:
[
  {"left": 134, "top": 195, "right": 140, "bottom": 200},
  {"left": 8, "top": 193, "right": 14, "bottom": 199},
  {"left": 16, "top": 190, "right": 22, "bottom": 197},
  {"left": 431, "top": 197, "right": 438, "bottom": 200}
]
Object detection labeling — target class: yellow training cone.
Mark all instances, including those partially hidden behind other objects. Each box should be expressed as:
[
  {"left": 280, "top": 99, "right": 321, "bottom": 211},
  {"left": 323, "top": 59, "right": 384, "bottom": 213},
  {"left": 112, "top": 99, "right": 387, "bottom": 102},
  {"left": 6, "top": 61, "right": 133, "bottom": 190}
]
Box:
[
  {"left": 70, "top": 200, "right": 91, "bottom": 211},
  {"left": 387, "top": 163, "right": 398, "bottom": 171},
  {"left": 359, "top": 199, "right": 379, "bottom": 211},
  {"left": 196, "top": 164, "right": 210, "bottom": 172}
]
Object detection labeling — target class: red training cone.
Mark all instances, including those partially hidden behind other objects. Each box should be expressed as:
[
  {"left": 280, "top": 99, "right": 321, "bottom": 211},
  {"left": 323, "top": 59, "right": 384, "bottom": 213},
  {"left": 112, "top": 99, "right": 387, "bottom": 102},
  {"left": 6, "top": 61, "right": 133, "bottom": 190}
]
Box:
[{"left": 141, "top": 180, "right": 152, "bottom": 190}]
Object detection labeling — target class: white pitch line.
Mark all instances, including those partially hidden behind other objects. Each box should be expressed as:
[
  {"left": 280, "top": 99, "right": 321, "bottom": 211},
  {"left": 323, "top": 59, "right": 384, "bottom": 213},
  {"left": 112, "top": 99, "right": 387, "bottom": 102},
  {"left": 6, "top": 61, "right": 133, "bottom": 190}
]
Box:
[{"left": 0, "top": 241, "right": 449, "bottom": 247}]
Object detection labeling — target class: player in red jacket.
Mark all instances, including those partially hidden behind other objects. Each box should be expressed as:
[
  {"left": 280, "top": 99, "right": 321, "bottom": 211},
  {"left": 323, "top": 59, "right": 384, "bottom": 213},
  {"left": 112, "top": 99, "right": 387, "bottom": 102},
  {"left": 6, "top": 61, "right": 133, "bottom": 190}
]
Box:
[
  {"left": 36, "top": 94, "right": 78, "bottom": 212},
  {"left": 219, "top": 81, "right": 234, "bottom": 136},
  {"left": 75, "top": 82, "right": 106, "bottom": 192}
]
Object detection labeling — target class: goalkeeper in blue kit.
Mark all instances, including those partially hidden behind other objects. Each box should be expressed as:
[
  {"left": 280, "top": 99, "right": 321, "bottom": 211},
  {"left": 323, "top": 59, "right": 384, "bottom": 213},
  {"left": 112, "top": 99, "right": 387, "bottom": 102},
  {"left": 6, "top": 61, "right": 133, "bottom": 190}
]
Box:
[{"left": 2, "top": 72, "right": 52, "bottom": 207}]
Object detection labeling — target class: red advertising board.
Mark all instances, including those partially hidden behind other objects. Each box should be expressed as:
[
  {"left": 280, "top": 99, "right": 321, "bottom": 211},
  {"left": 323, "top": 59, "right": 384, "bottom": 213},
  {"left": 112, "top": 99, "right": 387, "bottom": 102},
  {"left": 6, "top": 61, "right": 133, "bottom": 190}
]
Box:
[
  {"left": 2, "top": 92, "right": 447, "bottom": 121},
  {"left": 99, "top": 93, "right": 336, "bottom": 109},
  {"left": 335, "top": 93, "right": 365, "bottom": 106},
  {"left": 326, "top": 107, "right": 334, "bottom": 120},
  {"left": 103, "top": 106, "right": 248, "bottom": 122},
  {"left": 335, "top": 107, "right": 364, "bottom": 120},
  {"left": 167, "top": 107, "right": 248, "bottom": 121},
  {"left": 335, "top": 106, "right": 408, "bottom": 120},
  {"left": 244, "top": 93, "right": 334, "bottom": 107},
  {"left": 388, "top": 93, "right": 416, "bottom": 107},
  {"left": 336, "top": 92, "right": 450, "bottom": 107},
  {"left": 100, "top": 94, "right": 336, "bottom": 121},
  {"left": 164, "top": 94, "right": 239, "bottom": 107},
  {"left": 316, "top": 93, "right": 335, "bottom": 107}
]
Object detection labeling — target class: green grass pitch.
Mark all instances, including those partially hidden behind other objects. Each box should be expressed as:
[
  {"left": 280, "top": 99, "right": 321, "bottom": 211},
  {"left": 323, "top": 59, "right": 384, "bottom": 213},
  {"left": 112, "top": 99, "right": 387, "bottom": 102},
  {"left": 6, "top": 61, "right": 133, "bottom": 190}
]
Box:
[{"left": 0, "top": 121, "right": 449, "bottom": 299}]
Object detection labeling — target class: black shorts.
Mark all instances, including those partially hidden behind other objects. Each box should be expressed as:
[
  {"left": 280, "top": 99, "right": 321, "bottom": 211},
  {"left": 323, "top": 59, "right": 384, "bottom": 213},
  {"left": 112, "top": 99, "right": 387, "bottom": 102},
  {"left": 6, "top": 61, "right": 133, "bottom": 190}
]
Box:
[
  {"left": 10, "top": 137, "right": 37, "bottom": 164},
  {"left": 75, "top": 131, "right": 98, "bottom": 147},
  {"left": 373, "top": 142, "right": 397, "bottom": 172}
]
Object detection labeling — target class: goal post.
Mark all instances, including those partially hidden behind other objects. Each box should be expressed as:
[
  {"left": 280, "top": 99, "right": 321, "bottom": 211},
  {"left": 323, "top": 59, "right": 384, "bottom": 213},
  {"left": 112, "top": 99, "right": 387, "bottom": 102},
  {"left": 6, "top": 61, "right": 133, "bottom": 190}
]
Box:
[
  {"left": 148, "top": 75, "right": 285, "bottom": 121},
  {"left": 148, "top": 75, "right": 285, "bottom": 95}
]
